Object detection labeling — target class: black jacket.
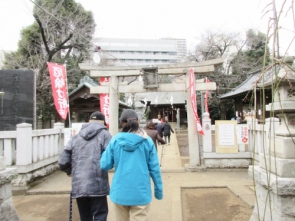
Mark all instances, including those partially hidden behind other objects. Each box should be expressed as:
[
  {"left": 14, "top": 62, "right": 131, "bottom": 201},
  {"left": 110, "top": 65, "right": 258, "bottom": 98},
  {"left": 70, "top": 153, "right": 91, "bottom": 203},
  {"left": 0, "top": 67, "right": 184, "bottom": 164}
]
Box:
[
  {"left": 58, "top": 122, "right": 112, "bottom": 198},
  {"left": 162, "top": 122, "right": 174, "bottom": 136}
]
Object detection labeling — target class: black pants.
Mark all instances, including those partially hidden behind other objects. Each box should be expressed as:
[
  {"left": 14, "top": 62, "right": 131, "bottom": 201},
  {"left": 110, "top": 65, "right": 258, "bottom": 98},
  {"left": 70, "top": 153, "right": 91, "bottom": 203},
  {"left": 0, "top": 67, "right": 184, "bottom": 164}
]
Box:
[
  {"left": 76, "top": 196, "right": 108, "bottom": 221},
  {"left": 164, "top": 135, "right": 171, "bottom": 144}
]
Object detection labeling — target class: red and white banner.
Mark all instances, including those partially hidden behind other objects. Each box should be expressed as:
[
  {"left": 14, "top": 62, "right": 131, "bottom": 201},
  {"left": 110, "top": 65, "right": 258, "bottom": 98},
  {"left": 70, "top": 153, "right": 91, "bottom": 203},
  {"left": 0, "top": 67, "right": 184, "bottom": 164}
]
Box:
[
  {"left": 47, "top": 62, "right": 69, "bottom": 120},
  {"left": 100, "top": 77, "right": 110, "bottom": 127},
  {"left": 204, "top": 77, "right": 210, "bottom": 113},
  {"left": 189, "top": 68, "right": 204, "bottom": 135}
]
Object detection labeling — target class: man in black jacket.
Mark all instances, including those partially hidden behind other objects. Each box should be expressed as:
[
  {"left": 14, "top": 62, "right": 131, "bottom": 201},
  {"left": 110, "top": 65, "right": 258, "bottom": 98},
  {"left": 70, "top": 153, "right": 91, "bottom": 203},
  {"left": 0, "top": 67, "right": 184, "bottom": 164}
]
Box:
[
  {"left": 162, "top": 119, "right": 174, "bottom": 145},
  {"left": 58, "top": 111, "right": 112, "bottom": 221}
]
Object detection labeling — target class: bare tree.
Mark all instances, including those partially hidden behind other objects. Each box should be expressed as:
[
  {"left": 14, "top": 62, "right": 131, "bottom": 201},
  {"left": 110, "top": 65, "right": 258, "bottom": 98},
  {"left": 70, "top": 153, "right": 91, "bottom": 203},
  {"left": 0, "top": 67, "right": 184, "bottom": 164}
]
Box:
[{"left": 193, "top": 30, "right": 241, "bottom": 62}]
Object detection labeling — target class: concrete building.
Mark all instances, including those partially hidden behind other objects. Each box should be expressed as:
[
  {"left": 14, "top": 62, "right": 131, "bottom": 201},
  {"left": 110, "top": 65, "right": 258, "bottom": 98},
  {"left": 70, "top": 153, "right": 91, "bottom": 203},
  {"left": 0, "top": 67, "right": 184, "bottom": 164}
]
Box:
[
  {"left": 161, "top": 38, "right": 187, "bottom": 62},
  {"left": 92, "top": 37, "right": 186, "bottom": 66}
]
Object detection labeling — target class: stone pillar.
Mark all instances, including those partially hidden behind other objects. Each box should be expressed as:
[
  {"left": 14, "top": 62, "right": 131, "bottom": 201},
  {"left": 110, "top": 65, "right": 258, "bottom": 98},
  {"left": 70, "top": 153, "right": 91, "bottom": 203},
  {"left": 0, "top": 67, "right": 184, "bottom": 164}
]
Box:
[
  {"left": 185, "top": 71, "right": 201, "bottom": 170},
  {"left": 54, "top": 122, "right": 65, "bottom": 153},
  {"left": 109, "top": 76, "right": 119, "bottom": 136},
  {"left": 202, "top": 112, "right": 212, "bottom": 153},
  {"left": 249, "top": 56, "right": 295, "bottom": 220},
  {"left": 0, "top": 157, "right": 20, "bottom": 221},
  {"left": 16, "top": 123, "right": 32, "bottom": 166}
]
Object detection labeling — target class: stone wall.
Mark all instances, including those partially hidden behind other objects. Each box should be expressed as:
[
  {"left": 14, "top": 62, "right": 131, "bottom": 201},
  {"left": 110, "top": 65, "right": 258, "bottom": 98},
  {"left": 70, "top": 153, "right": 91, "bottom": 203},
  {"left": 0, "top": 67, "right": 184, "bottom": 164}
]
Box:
[{"left": 0, "top": 157, "right": 20, "bottom": 221}]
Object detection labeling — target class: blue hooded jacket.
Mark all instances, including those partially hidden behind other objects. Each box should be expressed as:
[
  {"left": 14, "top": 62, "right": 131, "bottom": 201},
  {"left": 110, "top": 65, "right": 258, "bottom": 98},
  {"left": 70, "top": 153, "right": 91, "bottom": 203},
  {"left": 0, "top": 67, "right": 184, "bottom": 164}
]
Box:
[{"left": 100, "top": 131, "right": 163, "bottom": 206}]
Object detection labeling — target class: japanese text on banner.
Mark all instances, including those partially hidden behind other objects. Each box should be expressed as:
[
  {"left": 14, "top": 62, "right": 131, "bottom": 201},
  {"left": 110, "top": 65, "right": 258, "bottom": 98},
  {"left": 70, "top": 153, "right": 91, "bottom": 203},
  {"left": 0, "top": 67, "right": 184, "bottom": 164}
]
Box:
[
  {"left": 47, "top": 62, "right": 69, "bottom": 120},
  {"left": 100, "top": 77, "right": 110, "bottom": 127}
]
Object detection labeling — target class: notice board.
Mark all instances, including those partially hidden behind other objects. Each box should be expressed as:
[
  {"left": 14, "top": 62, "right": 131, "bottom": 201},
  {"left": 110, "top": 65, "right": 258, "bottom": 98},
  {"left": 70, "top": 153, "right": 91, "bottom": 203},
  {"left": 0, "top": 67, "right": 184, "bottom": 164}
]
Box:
[{"left": 215, "top": 120, "right": 238, "bottom": 153}]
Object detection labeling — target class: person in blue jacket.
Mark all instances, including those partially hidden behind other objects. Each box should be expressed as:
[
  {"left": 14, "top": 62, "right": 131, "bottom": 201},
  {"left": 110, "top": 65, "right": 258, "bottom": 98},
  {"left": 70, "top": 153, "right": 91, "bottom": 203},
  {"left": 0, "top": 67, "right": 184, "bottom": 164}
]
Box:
[{"left": 100, "top": 109, "right": 163, "bottom": 221}]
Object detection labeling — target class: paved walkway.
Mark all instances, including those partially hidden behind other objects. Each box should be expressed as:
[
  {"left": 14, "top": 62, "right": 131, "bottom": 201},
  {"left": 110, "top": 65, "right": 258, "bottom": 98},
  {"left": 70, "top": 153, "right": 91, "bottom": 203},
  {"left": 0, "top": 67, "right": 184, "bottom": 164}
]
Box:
[{"left": 12, "top": 127, "right": 255, "bottom": 221}]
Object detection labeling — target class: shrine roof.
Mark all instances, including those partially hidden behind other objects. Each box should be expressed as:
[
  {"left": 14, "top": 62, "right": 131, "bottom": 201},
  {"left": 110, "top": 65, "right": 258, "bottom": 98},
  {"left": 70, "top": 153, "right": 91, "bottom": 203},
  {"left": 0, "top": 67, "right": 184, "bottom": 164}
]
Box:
[{"left": 218, "top": 65, "right": 281, "bottom": 99}]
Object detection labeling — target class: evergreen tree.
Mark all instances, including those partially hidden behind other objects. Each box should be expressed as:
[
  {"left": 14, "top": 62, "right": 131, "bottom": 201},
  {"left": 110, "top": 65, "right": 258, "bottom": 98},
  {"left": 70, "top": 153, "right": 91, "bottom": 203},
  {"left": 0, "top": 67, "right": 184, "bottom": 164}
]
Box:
[{"left": 3, "top": 0, "right": 95, "bottom": 121}]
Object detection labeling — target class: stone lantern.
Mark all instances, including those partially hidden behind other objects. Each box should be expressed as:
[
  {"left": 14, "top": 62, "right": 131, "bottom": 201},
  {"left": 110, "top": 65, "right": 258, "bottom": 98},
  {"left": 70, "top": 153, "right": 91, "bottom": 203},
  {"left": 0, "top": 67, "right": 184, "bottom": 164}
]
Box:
[{"left": 249, "top": 56, "right": 295, "bottom": 220}]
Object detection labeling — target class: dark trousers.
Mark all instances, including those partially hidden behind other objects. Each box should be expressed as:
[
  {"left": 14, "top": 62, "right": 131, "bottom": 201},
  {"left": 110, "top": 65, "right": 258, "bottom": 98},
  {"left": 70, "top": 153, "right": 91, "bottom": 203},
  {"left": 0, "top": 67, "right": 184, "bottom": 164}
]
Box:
[
  {"left": 164, "top": 135, "right": 171, "bottom": 144},
  {"left": 76, "top": 196, "right": 108, "bottom": 221}
]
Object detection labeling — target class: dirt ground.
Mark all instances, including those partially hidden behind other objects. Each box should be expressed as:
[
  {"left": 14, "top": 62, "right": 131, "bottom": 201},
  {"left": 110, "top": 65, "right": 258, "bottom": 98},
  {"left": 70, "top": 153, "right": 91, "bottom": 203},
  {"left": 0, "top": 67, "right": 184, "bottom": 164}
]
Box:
[
  {"left": 181, "top": 188, "right": 252, "bottom": 221},
  {"left": 177, "top": 132, "right": 252, "bottom": 221},
  {"left": 13, "top": 195, "right": 80, "bottom": 221}
]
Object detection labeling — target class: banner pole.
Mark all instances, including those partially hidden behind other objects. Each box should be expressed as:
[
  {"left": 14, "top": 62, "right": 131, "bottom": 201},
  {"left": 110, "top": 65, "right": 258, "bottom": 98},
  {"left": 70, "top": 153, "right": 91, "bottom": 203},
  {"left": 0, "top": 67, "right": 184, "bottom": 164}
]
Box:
[{"left": 64, "top": 62, "right": 72, "bottom": 130}]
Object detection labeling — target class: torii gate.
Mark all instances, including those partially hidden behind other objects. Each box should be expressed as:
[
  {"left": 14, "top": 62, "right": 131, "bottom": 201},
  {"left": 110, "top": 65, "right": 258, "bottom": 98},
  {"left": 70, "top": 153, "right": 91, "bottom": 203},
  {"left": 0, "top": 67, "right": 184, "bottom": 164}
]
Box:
[{"left": 79, "top": 58, "right": 224, "bottom": 168}]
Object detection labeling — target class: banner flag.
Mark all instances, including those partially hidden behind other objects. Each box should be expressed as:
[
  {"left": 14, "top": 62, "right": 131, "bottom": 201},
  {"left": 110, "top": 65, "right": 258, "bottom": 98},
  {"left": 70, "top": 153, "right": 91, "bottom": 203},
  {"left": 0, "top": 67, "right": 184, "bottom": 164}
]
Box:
[
  {"left": 99, "top": 77, "right": 110, "bottom": 127},
  {"left": 189, "top": 68, "right": 204, "bottom": 135},
  {"left": 204, "top": 77, "right": 210, "bottom": 113},
  {"left": 47, "top": 62, "right": 69, "bottom": 120}
]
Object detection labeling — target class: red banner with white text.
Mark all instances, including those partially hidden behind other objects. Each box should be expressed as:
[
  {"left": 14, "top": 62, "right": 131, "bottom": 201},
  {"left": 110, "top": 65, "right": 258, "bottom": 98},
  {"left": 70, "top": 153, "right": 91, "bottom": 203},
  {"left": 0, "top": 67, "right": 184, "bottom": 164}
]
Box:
[
  {"left": 47, "top": 62, "right": 69, "bottom": 120},
  {"left": 100, "top": 77, "right": 110, "bottom": 127},
  {"left": 189, "top": 68, "right": 204, "bottom": 135}
]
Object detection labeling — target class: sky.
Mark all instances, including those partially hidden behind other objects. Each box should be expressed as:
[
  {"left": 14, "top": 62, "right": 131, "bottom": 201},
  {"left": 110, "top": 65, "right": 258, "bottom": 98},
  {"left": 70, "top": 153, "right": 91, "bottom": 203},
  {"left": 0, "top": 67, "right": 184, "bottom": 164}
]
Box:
[{"left": 0, "top": 0, "right": 294, "bottom": 55}]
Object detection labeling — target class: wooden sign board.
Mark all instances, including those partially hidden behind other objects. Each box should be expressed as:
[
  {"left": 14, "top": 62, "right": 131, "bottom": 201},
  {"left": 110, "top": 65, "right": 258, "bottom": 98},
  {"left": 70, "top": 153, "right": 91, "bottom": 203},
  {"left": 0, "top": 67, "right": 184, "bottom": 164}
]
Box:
[{"left": 215, "top": 120, "right": 238, "bottom": 153}]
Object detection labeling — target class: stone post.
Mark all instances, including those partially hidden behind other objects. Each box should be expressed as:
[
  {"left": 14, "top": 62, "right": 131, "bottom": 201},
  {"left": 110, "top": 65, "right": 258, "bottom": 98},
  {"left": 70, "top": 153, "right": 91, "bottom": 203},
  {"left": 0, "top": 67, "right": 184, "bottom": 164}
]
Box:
[
  {"left": 202, "top": 112, "right": 212, "bottom": 153},
  {"left": 185, "top": 71, "right": 201, "bottom": 170},
  {"left": 109, "top": 76, "right": 119, "bottom": 136},
  {"left": 16, "top": 123, "right": 32, "bottom": 166},
  {"left": 54, "top": 122, "right": 65, "bottom": 153},
  {"left": 249, "top": 56, "right": 295, "bottom": 220},
  {"left": 0, "top": 157, "right": 20, "bottom": 221}
]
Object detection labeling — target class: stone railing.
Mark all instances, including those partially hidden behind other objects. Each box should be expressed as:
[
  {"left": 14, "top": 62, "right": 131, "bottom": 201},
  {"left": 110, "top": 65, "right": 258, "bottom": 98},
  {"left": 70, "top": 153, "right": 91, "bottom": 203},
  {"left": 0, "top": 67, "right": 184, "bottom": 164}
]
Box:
[
  {"left": 247, "top": 117, "right": 280, "bottom": 164},
  {"left": 202, "top": 114, "right": 280, "bottom": 168},
  {"left": 0, "top": 122, "right": 67, "bottom": 194}
]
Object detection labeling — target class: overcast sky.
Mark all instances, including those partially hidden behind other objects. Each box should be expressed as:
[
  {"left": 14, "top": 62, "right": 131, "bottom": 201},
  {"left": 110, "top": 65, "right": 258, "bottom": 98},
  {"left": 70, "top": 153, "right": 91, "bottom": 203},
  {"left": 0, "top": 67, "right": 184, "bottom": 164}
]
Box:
[{"left": 0, "top": 0, "right": 294, "bottom": 54}]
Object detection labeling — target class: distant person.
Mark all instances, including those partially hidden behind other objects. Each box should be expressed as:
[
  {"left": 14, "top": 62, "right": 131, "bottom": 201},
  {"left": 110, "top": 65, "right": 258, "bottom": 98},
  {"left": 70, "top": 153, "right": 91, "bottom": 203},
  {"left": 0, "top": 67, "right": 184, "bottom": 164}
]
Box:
[
  {"left": 162, "top": 119, "right": 174, "bottom": 145},
  {"left": 58, "top": 111, "right": 112, "bottom": 221},
  {"left": 155, "top": 119, "right": 164, "bottom": 141},
  {"left": 145, "top": 121, "right": 165, "bottom": 151},
  {"left": 100, "top": 109, "right": 163, "bottom": 221}
]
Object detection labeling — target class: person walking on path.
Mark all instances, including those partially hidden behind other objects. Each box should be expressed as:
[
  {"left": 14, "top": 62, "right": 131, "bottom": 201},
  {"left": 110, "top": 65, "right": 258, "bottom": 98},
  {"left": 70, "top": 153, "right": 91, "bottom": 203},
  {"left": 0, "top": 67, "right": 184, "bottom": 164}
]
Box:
[
  {"left": 162, "top": 119, "right": 174, "bottom": 145},
  {"left": 155, "top": 120, "right": 164, "bottom": 143},
  {"left": 145, "top": 121, "right": 165, "bottom": 151},
  {"left": 100, "top": 109, "right": 163, "bottom": 221},
  {"left": 58, "top": 111, "right": 112, "bottom": 221}
]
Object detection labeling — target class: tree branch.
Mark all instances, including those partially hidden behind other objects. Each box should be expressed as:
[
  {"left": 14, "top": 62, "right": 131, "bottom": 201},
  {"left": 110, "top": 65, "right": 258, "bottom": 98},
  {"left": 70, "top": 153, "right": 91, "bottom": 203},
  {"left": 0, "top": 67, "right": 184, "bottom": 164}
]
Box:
[{"left": 33, "top": 14, "right": 50, "bottom": 55}]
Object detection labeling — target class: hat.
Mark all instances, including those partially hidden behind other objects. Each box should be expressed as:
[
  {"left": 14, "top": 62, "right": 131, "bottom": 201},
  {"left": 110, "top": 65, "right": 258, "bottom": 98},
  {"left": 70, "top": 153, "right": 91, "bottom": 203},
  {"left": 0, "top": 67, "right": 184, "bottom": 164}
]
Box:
[
  {"left": 146, "top": 121, "right": 155, "bottom": 129},
  {"left": 89, "top": 111, "right": 105, "bottom": 123},
  {"left": 119, "top": 109, "right": 138, "bottom": 123}
]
